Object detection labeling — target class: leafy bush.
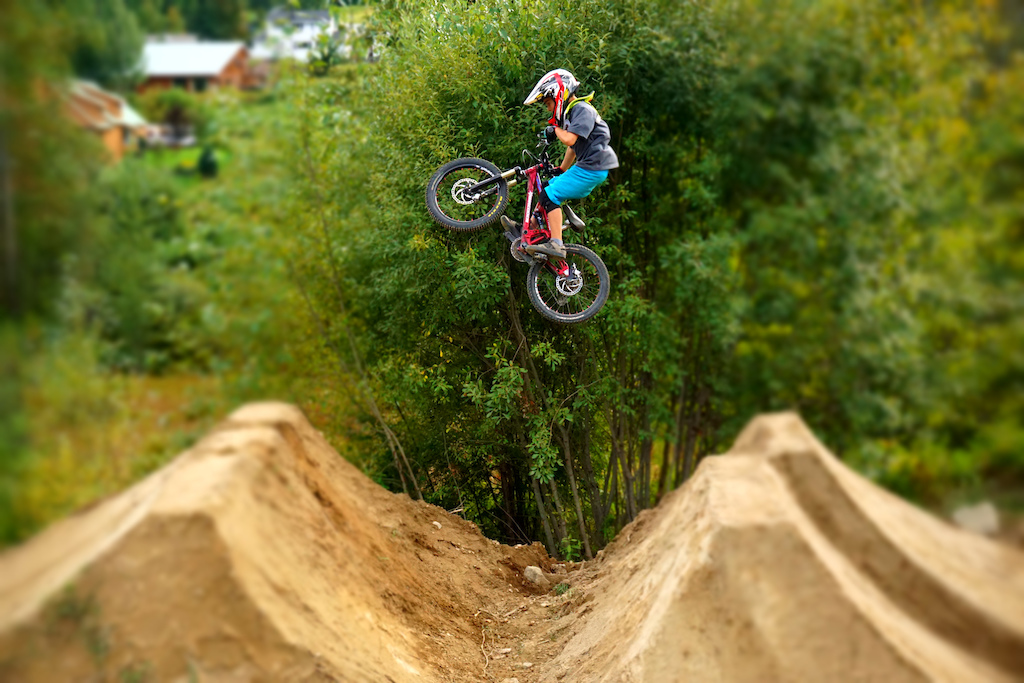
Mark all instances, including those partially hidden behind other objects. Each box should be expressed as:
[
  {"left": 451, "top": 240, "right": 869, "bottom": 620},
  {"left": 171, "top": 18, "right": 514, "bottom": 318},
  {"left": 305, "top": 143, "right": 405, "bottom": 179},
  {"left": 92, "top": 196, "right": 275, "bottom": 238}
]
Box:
[
  {"left": 308, "top": 32, "right": 345, "bottom": 77},
  {"left": 291, "top": 0, "right": 1024, "bottom": 554},
  {"left": 53, "top": 0, "right": 144, "bottom": 89},
  {"left": 197, "top": 146, "right": 219, "bottom": 178},
  {"left": 65, "top": 161, "right": 225, "bottom": 373},
  {"left": 135, "top": 88, "right": 212, "bottom": 142}
]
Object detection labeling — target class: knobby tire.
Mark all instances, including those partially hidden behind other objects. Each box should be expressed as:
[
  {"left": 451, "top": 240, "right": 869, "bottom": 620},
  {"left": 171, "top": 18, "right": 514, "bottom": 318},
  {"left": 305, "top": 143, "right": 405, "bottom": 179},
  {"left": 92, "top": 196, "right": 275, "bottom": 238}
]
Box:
[
  {"left": 425, "top": 157, "right": 509, "bottom": 232},
  {"left": 526, "top": 244, "right": 610, "bottom": 324}
]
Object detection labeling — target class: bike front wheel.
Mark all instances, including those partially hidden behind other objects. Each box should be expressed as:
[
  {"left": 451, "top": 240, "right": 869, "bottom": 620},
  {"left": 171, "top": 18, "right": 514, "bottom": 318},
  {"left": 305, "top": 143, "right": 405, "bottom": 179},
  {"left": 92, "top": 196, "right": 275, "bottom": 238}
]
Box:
[
  {"left": 526, "top": 244, "right": 610, "bottom": 324},
  {"left": 426, "top": 157, "right": 509, "bottom": 232}
]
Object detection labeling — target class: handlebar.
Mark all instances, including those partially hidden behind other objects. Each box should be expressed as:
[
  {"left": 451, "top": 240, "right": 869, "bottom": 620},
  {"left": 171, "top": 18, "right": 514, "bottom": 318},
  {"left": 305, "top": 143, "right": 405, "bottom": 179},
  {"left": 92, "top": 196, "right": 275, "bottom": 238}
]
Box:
[{"left": 508, "top": 131, "right": 561, "bottom": 184}]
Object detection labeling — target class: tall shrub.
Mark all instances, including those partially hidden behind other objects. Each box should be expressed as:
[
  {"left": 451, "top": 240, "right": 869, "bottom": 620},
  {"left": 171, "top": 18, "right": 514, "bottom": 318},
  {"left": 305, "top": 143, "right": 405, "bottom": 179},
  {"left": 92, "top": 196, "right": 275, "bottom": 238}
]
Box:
[{"left": 291, "top": 0, "right": 1024, "bottom": 555}]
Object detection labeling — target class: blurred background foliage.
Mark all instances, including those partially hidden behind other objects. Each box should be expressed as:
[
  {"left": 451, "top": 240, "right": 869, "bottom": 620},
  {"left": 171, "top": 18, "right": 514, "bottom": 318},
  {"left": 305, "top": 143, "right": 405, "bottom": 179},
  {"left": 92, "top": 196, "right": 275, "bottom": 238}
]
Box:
[
  {"left": 290, "top": 0, "right": 1024, "bottom": 556},
  {"left": 0, "top": 0, "right": 1021, "bottom": 554}
]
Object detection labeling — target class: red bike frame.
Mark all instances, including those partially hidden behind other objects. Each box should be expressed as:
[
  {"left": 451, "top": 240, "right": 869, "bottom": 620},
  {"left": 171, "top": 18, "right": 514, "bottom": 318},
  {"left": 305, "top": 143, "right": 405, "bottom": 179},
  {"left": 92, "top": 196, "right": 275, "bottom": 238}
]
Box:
[{"left": 516, "top": 163, "right": 570, "bottom": 276}]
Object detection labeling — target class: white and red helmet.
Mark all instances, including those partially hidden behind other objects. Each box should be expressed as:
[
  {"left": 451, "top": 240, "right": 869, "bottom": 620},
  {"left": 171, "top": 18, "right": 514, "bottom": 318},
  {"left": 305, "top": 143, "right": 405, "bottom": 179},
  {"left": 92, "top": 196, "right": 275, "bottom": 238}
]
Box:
[{"left": 523, "top": 69, "right": 579, "bottom": 125}]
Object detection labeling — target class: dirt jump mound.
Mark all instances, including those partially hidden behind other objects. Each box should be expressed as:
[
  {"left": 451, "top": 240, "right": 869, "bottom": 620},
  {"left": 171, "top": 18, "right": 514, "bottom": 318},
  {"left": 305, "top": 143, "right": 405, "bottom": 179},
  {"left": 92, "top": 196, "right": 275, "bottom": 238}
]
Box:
[
  {"left": 545, "top": 414, "right": 1024, "bottom": 682},
  {"left": 1, "top": 404, "right": 1022, "bottom": 682}
]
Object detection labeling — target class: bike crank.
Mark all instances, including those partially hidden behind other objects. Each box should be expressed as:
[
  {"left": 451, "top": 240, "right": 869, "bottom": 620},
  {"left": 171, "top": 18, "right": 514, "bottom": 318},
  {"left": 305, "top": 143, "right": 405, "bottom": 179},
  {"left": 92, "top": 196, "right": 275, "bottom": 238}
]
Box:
[{"left": 510, "top": 238, "right": 532, "bottom": 264}]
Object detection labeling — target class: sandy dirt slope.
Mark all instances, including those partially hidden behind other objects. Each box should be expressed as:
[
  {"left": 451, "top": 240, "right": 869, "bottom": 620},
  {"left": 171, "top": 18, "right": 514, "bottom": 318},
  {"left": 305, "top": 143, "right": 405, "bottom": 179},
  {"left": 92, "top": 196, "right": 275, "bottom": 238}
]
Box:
[
  {"left": 0, "top": 403, "right": 556, "bottom": 682},
  {"left": 1, "top": 405, "right": 1023, "bottom": 682},
  {"left": 537, "top": 413, "right": 1024, "bottom": 683}
]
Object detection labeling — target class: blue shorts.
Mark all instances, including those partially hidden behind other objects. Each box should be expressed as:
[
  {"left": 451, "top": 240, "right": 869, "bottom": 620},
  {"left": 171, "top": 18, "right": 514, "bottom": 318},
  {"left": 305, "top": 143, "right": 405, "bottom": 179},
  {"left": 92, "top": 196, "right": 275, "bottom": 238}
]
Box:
[{"left": 544, "top": 166, "right": 609, "bottom": 206}]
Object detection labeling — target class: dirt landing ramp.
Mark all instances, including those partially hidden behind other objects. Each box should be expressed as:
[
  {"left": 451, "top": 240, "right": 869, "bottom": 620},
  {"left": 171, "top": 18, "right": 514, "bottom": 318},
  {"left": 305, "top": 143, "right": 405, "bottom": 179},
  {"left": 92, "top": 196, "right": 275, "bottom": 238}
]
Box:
[
  {"left": 539, "top": 413, "right": 1024, "bottom": 682},
  {"left": 0, "top": 403, "right": 552, "bottom": 682},
  {"left": 2, "top": 407, "right": 1024, "bottom": 682}
]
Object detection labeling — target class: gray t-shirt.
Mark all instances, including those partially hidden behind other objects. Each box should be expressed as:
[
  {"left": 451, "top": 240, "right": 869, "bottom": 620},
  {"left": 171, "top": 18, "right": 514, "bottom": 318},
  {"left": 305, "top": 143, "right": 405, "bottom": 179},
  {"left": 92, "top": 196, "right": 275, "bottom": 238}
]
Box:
[{"left": 564, "top": 101, "right": 619, "bottom": 171}]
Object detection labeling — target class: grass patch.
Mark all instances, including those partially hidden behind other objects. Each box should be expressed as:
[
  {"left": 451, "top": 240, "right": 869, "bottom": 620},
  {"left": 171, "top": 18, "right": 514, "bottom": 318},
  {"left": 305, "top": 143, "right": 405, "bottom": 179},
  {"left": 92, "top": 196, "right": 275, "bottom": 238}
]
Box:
[
  {"left": 12, "top": 332, "right": 225, "bottom": 543},
  {"left": 48, "top": 586, "right": 110, "bottom": 668}
]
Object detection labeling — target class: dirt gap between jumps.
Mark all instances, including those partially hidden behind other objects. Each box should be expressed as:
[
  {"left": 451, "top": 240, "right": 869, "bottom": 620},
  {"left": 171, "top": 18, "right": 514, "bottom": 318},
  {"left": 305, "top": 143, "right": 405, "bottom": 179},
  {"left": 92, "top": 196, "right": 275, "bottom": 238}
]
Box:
[{"left": 1, "top": 403, "right": 1023, "bottom": 682}]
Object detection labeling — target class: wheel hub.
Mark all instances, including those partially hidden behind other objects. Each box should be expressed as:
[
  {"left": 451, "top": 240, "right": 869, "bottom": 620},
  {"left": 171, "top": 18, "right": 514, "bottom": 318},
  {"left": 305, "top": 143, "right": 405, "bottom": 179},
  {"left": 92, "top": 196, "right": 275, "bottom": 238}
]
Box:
[
  {"left": 556, "top": 264, "right": 584, "bottom": 296},
  {"left": 451, "top": 178, "right": 478, "bottom": 205}
]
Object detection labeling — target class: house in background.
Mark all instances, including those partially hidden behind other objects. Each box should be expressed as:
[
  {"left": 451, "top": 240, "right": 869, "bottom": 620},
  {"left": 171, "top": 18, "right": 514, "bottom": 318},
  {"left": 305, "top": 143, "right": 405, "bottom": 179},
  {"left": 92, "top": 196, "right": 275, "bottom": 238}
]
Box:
[
  {"left": 251, "top": 8, "right": 349, "bottom": 63},
  {"left": 139, "top": 38, "right": 253, "bottom": 93},
  {"left": 65, "top": 81, "right": 150, "bottom": 162}
]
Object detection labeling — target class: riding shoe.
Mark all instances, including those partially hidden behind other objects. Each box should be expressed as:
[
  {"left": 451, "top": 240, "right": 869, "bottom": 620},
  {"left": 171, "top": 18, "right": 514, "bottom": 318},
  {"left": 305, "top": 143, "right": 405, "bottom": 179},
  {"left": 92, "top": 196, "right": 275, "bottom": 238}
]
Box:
[
  {"left": 525, "top": 239, "right": 567, "bottom": 259},
  {"left": 500, "top": 215, "right": 517, "bottom": 232}
]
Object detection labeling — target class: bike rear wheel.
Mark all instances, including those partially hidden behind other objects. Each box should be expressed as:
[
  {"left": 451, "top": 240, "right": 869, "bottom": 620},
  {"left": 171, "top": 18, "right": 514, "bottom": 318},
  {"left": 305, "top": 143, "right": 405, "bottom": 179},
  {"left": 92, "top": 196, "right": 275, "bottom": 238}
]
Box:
[
  {"left": 526, "top": 244, "right": 610, "bottom": 324},
  {"left": 426, "top": 157, "right": 509, "bottom": 232}
]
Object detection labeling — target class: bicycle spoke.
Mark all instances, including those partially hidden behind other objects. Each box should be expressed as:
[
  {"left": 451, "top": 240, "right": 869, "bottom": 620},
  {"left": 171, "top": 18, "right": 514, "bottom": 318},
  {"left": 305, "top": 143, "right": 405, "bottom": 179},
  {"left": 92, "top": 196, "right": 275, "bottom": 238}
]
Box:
[{"left": 535, "top": 251, "right": 604, "bottom": 318}]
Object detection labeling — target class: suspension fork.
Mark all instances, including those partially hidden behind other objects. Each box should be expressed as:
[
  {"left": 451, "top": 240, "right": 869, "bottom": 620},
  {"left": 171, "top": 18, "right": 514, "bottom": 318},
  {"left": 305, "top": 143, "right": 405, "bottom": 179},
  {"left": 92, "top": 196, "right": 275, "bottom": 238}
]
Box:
[{"left": 465, "top": 166, "right": 520, "bottom": 196}]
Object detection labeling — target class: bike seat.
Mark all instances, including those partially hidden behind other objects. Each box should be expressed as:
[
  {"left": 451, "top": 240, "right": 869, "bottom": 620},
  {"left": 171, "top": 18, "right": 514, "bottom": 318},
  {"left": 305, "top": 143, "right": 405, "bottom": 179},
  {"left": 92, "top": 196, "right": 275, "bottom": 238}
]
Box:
[{"left": 564, "top": 204, "right": 585, "bottom": 231}]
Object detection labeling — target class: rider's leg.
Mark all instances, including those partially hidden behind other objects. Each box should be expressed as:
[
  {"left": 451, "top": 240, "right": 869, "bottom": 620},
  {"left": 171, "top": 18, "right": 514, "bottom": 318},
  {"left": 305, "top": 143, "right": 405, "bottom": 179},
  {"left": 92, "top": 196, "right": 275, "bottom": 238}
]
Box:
[
  {"left": 547, "top": 207, "right": 563, "bottom": 243},
  {"left": 524, "top": 188, "right": 567, "bottom": 257},
  {"left": 524, "top": 167, "right": 607, "bottom": 258},
  {"left": 539, "top": 167, "right": 602, "bottom": 247}
]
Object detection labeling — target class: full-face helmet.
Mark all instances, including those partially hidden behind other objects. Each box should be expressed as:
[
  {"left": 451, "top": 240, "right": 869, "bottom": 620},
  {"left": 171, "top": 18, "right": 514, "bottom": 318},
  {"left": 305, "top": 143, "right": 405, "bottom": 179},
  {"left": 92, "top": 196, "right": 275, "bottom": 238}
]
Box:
[{"left": 523, "top": 69, "right": 579, "bottom": 126}]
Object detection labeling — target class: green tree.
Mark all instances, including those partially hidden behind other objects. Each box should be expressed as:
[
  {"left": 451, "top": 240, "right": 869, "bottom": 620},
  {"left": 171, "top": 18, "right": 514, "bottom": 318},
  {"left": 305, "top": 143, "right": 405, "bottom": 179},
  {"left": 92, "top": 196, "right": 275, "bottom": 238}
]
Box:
[
  {"left": 290, "top": 0, "right": 1024, "bottom": 556},
  {"left": 136, "top": 88, "right": 212, "bottom": 141},
  {"left": 191, "top": 0, "right": 247, "bottom": 39},
  {"left": 50, "top": 0, "right": 144, "bottom": 89},
  {"left": 0, "top": 0, "right": 105, "bottom": 542},
  {"left": 124, "top": 0, "right": 166, "bottom": 32},
  {"left": 0, "top": 0, "right": 103, "bottom": 320}
]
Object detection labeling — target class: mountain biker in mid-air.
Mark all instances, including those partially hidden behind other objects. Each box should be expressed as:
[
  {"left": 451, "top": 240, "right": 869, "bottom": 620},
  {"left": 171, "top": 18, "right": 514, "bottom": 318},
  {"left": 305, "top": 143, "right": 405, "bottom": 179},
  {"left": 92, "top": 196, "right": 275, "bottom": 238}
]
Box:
[{"left": 501, "top": 69, "right": 620, "bottom": 259}]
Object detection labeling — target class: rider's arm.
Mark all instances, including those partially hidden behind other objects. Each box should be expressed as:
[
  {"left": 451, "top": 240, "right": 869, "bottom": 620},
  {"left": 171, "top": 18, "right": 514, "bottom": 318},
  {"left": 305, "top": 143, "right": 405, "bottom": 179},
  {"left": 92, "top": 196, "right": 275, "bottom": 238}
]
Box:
[
  {"left": 554, "top": 127, "right": 578, "bottom": 148},
  {"left": 559, "top": 146, "right": 576, "bottom": 172}
]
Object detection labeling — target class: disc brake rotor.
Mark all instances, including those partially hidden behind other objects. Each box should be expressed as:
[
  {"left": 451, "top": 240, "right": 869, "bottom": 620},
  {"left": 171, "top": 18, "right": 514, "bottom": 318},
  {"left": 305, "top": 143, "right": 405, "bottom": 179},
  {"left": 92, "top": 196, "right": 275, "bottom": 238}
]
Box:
[
  {"left": 556, "top": 264, "right": 584, "bottom": 296},
  {"left": 451, "top": 178, "right": 478, "bottom": 205}
]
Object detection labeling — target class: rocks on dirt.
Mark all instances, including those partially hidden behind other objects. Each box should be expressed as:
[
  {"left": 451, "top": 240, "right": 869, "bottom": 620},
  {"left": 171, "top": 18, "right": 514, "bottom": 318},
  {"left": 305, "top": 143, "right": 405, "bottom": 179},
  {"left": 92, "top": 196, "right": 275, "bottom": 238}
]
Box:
[
  {"left": 431, "top": 520, "right": 442, "bottom": 530},
  {"left": 524, "top": 565, "right": 549, "bottom": 588}
]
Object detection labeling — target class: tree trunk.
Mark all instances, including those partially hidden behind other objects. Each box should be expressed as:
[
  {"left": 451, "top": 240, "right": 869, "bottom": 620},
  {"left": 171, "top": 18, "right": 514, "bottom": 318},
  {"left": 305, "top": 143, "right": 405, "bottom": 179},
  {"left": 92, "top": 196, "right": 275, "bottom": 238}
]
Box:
[
  {"left": 685, "top": 382, "right": 711, "bottom": 481},
  {"left": 546, "top": 478, "right": 569, "bottom": 552},
  {"left": 656, "top": 393, "right": 678, "bottom": 503},
  {"left": 681, "top": 335, "right": 707, "bottom": 483},
  {"left": 497, "top": 459, "right": 531, "bottom": 545},
  {"left": 673, "top": 355, "right": 691, "bottom": 489},
  {"left": 578, "top": 410, "right": 606, "bottom": 547},
  {"left": 297, "top": 135, "right": 422, "bottom": 500},
  {"left": 638, "top": 372, "right": 654, "bottom": 511},
  {"left": 391, "top": 443, "right": 410, "bottom": 496},
  {"left": 530, "top": 475, "right": 557, "bottom": 556},
  {"left": 557, "top": 425, "right": 593, "bottom": 559},
  {"left": 616, "top": 410, "right": 637, "bottom": 521}
]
